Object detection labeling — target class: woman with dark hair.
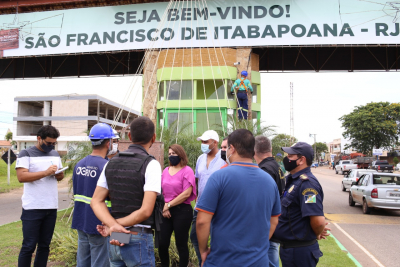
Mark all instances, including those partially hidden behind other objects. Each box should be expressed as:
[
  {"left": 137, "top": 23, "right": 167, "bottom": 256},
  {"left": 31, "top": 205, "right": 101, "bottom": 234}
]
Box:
[{"left": 159, "top": 144, "right": 196, "bottom": 267}]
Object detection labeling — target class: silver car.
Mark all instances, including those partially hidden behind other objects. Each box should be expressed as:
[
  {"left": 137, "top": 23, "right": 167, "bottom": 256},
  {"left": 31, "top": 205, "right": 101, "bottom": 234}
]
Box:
[
  {"left": 341, "top": 169, "right": 377, "bottom": 191},
  {"left": 349, "top": 173, "right": 400, "bottom": 214}
]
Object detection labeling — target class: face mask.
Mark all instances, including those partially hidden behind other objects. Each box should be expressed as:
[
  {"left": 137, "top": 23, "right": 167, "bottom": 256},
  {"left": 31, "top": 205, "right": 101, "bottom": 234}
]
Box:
[
  {"left": 283, "top": 156, "right": 300, "bottom": 172},
  {"left": 169, "top": 155, "right": 181, "bottom": 166},
  {"left": 221, "top": 150, "right": 227, "bottom": 161},
  {"left": 201, "top": 143, "right": 214, "bottom": 154},
  {"left": 107, "top": 143, "right": 118, "bottom": 156},
  {"left": 226, "top": 147, "right": 233, "bottom": 165},
  {"left": 40, "top": 142, "right": 54, "bottom": 153}
]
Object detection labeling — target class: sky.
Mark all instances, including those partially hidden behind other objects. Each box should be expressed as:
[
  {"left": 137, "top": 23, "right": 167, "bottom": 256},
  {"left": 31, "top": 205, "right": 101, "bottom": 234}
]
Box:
[{"left": 0, "top": 71, "right": 398, "bottom": 145}]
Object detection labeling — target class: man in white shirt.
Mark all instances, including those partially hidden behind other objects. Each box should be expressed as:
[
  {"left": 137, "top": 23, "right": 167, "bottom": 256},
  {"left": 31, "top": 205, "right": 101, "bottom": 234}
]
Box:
[
  {"left": 16, "top": 125, "right": 65, "bottom": 267},
  {"left": 91, "top": 117, "right": 162, "bottom": 267}
]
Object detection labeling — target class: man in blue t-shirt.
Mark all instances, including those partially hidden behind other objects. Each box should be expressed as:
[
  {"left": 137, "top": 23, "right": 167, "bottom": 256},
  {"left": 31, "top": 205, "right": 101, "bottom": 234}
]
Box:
[
  {"left": 72, "top": 123, "right": 114, "bottom": 267},
  {"left": 196, "top": 129, "right": 281, "bottom": 267}
]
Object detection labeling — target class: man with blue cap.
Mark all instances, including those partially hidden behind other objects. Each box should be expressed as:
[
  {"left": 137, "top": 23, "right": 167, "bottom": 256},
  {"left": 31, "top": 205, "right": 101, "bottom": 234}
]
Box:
[
  {"left": 231, "top": 70, "right": 253, "bottom": 120},
  {"left": 72, "top": 123, "right": 114, "bottom": 267},
  {"left": 272, "top": 142, "right": 327, "bottom": 267}
]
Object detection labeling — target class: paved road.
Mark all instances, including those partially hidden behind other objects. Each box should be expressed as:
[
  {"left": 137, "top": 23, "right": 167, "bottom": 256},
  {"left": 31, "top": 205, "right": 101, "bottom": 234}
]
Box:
[
  {"left": 313, "top": 167, "right": 400, "bottom": 267},
  {"left": 0, "top": 177, "right": 73, "bottom": 225}
]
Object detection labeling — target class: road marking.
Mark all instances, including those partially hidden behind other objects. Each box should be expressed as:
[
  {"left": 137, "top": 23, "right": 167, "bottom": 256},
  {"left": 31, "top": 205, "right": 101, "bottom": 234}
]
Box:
[{"left": 333, "top": 222, "right": 385, "bottom": 267}]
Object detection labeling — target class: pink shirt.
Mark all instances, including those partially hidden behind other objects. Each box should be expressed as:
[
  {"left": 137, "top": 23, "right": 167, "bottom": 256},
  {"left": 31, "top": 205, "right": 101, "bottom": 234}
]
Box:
[{"left": 162, "top": 165, "right": 196, "bottom": 204}]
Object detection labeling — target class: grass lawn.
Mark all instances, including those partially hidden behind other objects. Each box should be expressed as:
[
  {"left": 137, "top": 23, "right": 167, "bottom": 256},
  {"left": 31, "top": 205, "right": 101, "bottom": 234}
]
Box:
[
  {"left": 0, "top": 161, "right": 21, "bottom": 193},
  {"left": 0, "top": 206, "right": 358, "bottom": 267},
  {"left": 0, "top": 208, "right": 73, "bottom": 267},
  {"left": 318, "top": 235, "right": 357, "bottom": 267}
]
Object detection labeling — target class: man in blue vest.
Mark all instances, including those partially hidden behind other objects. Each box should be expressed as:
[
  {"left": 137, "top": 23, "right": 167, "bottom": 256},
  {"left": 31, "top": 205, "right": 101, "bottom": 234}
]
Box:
[
  {"left": 72, "top": 123, "right": 114, "bottom": 267},
  {"left": 231, "top": 70, "right": 253, "bottom": 120}
]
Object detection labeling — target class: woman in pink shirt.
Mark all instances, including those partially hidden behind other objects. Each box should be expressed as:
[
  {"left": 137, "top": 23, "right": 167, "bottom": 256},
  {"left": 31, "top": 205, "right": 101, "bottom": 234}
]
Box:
[{"left": 159, "top": 144, "right": 196, "bottom": 267}]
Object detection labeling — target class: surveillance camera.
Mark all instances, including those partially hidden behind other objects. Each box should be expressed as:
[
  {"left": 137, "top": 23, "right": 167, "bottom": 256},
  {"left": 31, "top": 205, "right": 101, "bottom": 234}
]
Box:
[{"left": 234, "top": 62, "right": 240, "bottom": 65}]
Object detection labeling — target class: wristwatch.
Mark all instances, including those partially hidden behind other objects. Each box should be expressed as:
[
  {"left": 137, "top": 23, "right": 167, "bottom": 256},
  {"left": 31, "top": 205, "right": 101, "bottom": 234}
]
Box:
[{"left": 167, "top": 203, "right": 171, "bottom": 208}]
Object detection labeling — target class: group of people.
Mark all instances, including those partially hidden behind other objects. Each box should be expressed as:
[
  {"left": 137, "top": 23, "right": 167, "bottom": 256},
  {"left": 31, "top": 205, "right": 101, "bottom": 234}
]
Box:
[{"left": 16, "top": 116, "right": 329, "bottom": 267}]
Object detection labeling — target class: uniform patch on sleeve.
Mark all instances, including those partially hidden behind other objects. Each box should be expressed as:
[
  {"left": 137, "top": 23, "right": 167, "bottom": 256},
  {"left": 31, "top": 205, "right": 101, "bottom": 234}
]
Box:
[
  {"left": 302, "top": 188, "right": 318, "bottom": 195},
  {"left": 304, "top": 194, "right": 317, "bottom": 203}
]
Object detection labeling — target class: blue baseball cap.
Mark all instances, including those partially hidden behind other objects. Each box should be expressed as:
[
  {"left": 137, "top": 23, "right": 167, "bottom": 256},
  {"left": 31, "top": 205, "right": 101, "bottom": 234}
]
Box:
[{"left": 281, "top": 142, "right": 314, "bottom": 161}]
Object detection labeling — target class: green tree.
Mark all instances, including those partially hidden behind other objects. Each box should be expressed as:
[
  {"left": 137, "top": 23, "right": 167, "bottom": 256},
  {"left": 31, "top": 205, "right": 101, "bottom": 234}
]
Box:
[
  {"left": 339, "top": 102, "right": 400, "bottom": 155},
  {"left": 312, "top": 142, "right": 328, "bottom": 160},
  {"left": 4, "top": 132, "right": 12, "bottom": 141},
  {"left": 271, "top": 134, "right": 297, "bottom": 160},
  {"left": 393, "top": 157, "right": 399, "bottom": 166}
]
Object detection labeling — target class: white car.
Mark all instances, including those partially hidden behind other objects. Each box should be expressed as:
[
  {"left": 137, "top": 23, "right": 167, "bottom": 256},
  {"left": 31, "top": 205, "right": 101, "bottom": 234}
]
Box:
[
  {"left": 342, "top": 169, "right": 377, "bottom": 191},
  {"left": 349, "top": 173, "right": 400, "bottom": 214}
]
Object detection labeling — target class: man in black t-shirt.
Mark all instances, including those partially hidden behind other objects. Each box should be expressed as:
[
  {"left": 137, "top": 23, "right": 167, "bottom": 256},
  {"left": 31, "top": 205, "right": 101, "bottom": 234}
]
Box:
[
  {"left": 254, "top": 135, "right": 285, "bottom": 267},
  {"left": 254, "top": 136, "right": 285, "bottom": 195}
]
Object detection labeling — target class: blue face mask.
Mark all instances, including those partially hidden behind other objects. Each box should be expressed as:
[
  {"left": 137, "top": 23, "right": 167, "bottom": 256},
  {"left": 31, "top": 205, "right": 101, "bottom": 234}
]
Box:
[{"left": 201, "top": 143, "right": 215, "bottom": 154}]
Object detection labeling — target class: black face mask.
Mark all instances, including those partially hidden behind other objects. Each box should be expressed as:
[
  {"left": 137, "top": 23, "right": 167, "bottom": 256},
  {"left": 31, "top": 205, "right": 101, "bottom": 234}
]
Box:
[
  {"left": 221, "top": 150, "right": 227, "bottom": 161},
  {"left": 169, "top": 155, "right": 181, "bottom": 166},
  {"left": 40, "top": 142, "right": 54, "bottom": 153},
  {"left": 283, "top": 156, "right": 300, "bottom": 172}
]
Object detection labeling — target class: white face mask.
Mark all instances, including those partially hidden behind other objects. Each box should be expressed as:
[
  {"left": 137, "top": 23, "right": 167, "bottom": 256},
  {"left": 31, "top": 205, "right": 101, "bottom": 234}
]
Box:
[
  {"left": 107, "top": 143, "right": 118, "bottom": 156},
  {"left": 226, "top": 146, "right": 233, "bottom": 165}
]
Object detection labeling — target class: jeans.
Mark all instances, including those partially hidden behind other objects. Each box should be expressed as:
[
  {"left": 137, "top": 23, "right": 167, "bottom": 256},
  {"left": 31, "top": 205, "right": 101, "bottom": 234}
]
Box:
[
  {"left": 159, "top": 204, "right": 193, "bottom": 267},
  {"left": 18, "top": 208, "right": 57, "bottom": 267},
  {"left": 77, "top": 230, "right": 109, "bottom": 267},
  {"left": 189, "top": 210, "right": 202, "bottom": 267},
  {"left": 108, "top": 229, "right": 155, "bottom": 267},
  {"left": 268, "top": 241, "right": 280, "bottom": 267}
]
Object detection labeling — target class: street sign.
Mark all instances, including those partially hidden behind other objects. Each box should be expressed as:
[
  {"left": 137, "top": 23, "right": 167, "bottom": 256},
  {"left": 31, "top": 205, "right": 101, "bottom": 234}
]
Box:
[
  {"left": 2, "top": 149, "right": 16, "bottom": 165},
  {"left": 373, "top": 149, "right": 383, "bottom": 156}
]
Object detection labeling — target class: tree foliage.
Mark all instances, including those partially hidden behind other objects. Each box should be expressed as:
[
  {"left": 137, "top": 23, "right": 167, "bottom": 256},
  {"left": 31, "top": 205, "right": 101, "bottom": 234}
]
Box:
[
  {"left": 271, "top": 134, "right": 297, "bottom": 160},
  {"left": 339, "top": 102, "right": 400, "bottom": 155},
  {"left": 312, "top": 142, "right": 329, "bottom": 159},
  {"left": 4, "top": 132, "right": 12, "bottom": 141}
]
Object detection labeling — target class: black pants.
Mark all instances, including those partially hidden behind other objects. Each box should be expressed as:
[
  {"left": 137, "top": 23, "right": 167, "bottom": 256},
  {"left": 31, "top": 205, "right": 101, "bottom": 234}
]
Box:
[
  {"left": 159, "top": 203, "right": 193, "bottom": 267},
  {"left": 18, "top": 209, "right": 57, "bottom": 267}
]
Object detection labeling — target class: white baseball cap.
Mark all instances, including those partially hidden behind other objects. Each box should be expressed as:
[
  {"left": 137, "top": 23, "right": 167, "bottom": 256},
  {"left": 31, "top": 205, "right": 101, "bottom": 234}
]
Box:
[{"left": 197, "top": 130, "right": 219, "bottom": 142}]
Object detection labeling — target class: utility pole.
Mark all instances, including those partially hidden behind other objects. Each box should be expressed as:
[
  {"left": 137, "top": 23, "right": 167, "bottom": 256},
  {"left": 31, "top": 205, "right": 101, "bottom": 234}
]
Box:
[
  {"left": 309, "top": 133, "right": 317, "bottom": 162},
  {"left": 290, "top": 82, "right": 294, "bottom": 145}
]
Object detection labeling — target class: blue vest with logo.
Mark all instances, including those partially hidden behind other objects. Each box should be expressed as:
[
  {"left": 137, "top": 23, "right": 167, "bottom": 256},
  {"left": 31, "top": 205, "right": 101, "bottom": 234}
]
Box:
[{"left": 72, "top": 155, "right": 109, "bottom": 235}]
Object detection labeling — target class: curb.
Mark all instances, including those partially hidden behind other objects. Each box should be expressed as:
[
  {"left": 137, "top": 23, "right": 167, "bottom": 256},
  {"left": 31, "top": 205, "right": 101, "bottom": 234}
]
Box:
[{"left": 328, "top": 231, "right": 362, "bottom": 267}]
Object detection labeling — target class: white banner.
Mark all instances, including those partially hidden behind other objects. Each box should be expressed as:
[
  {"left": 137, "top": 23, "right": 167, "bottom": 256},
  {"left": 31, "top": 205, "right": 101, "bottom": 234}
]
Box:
[
  {"left": 373, "top": 149, "right": 383, "bottom": 156},
  {"left": 0, "top": 0, "right": 399, "bottom": 57}
]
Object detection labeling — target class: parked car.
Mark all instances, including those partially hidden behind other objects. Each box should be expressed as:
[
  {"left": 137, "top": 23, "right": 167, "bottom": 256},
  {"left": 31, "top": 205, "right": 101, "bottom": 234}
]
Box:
[
  {"left": 371, "top": 160, "right": 394, "bottom": 173},
  {"left": 342, "top": 169, "right": 377, "bottom": 191},
  {"left": 335, "top": 160, "right": 357, "bottom": 175},
  {"left": 396, "top": 163, "right": 400, "bottom": 171},
  {"left": 349, "top": 173, "right": 400, "bottom": 214}
]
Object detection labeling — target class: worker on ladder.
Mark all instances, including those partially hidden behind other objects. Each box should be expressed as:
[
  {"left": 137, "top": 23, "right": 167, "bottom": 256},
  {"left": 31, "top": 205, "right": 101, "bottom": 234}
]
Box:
[{"left": 231, "top": 70, "right": 253, "bottom": 120}]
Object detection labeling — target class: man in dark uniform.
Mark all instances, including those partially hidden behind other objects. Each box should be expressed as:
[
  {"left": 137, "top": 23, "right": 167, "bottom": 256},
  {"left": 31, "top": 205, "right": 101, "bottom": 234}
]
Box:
[
  {"left": 254, "top": 135, "right": 286, "bottom": 267},
  {"left": 272, "top": 142, "right": 326, "bottom": 267},
  {"left": 254, "top": 136, "right": 285, "bottom": 195}
]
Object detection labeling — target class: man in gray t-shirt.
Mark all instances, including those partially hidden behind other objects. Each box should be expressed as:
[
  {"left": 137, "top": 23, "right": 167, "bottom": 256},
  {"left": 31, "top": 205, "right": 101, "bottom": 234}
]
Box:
[{"left": 16, "top": 125, "right": 65, "bottom": 267}]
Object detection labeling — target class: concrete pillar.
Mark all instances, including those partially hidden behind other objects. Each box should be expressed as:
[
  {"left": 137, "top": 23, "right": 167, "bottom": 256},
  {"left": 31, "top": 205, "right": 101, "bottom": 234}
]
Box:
[
  {"left": 236, "top": 47, "right": 252, "bottom": 120},
  {"left": 105, "top": 106, "right": 108, "bottom": 120},
  {"left": 43, "top": 101, "right": 51, "bottom": 125},
  {"left": 142, "top": 50, "right": 160, "bottom": 126}
]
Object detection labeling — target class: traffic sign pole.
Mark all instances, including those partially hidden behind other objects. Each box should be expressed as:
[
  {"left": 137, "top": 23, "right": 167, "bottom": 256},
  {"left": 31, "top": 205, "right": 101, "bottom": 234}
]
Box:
[{"left": 7, "top": 148, "right": 10, "bottom": 185}]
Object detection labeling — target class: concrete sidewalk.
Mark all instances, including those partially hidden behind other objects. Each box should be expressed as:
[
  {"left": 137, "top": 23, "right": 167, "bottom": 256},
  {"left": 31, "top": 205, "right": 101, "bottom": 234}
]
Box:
[{"left": 0, "top": 177, "right": 73, "bottom": 226}]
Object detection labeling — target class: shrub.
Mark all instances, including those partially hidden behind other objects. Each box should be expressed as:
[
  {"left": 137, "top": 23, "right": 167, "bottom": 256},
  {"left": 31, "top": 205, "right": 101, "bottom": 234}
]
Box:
[
  {"left": 49, "top": 229, "right": 78, "bottom": 266},
  {"left": 393, "top": 157, "right": 399, "bottom": 166}
]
